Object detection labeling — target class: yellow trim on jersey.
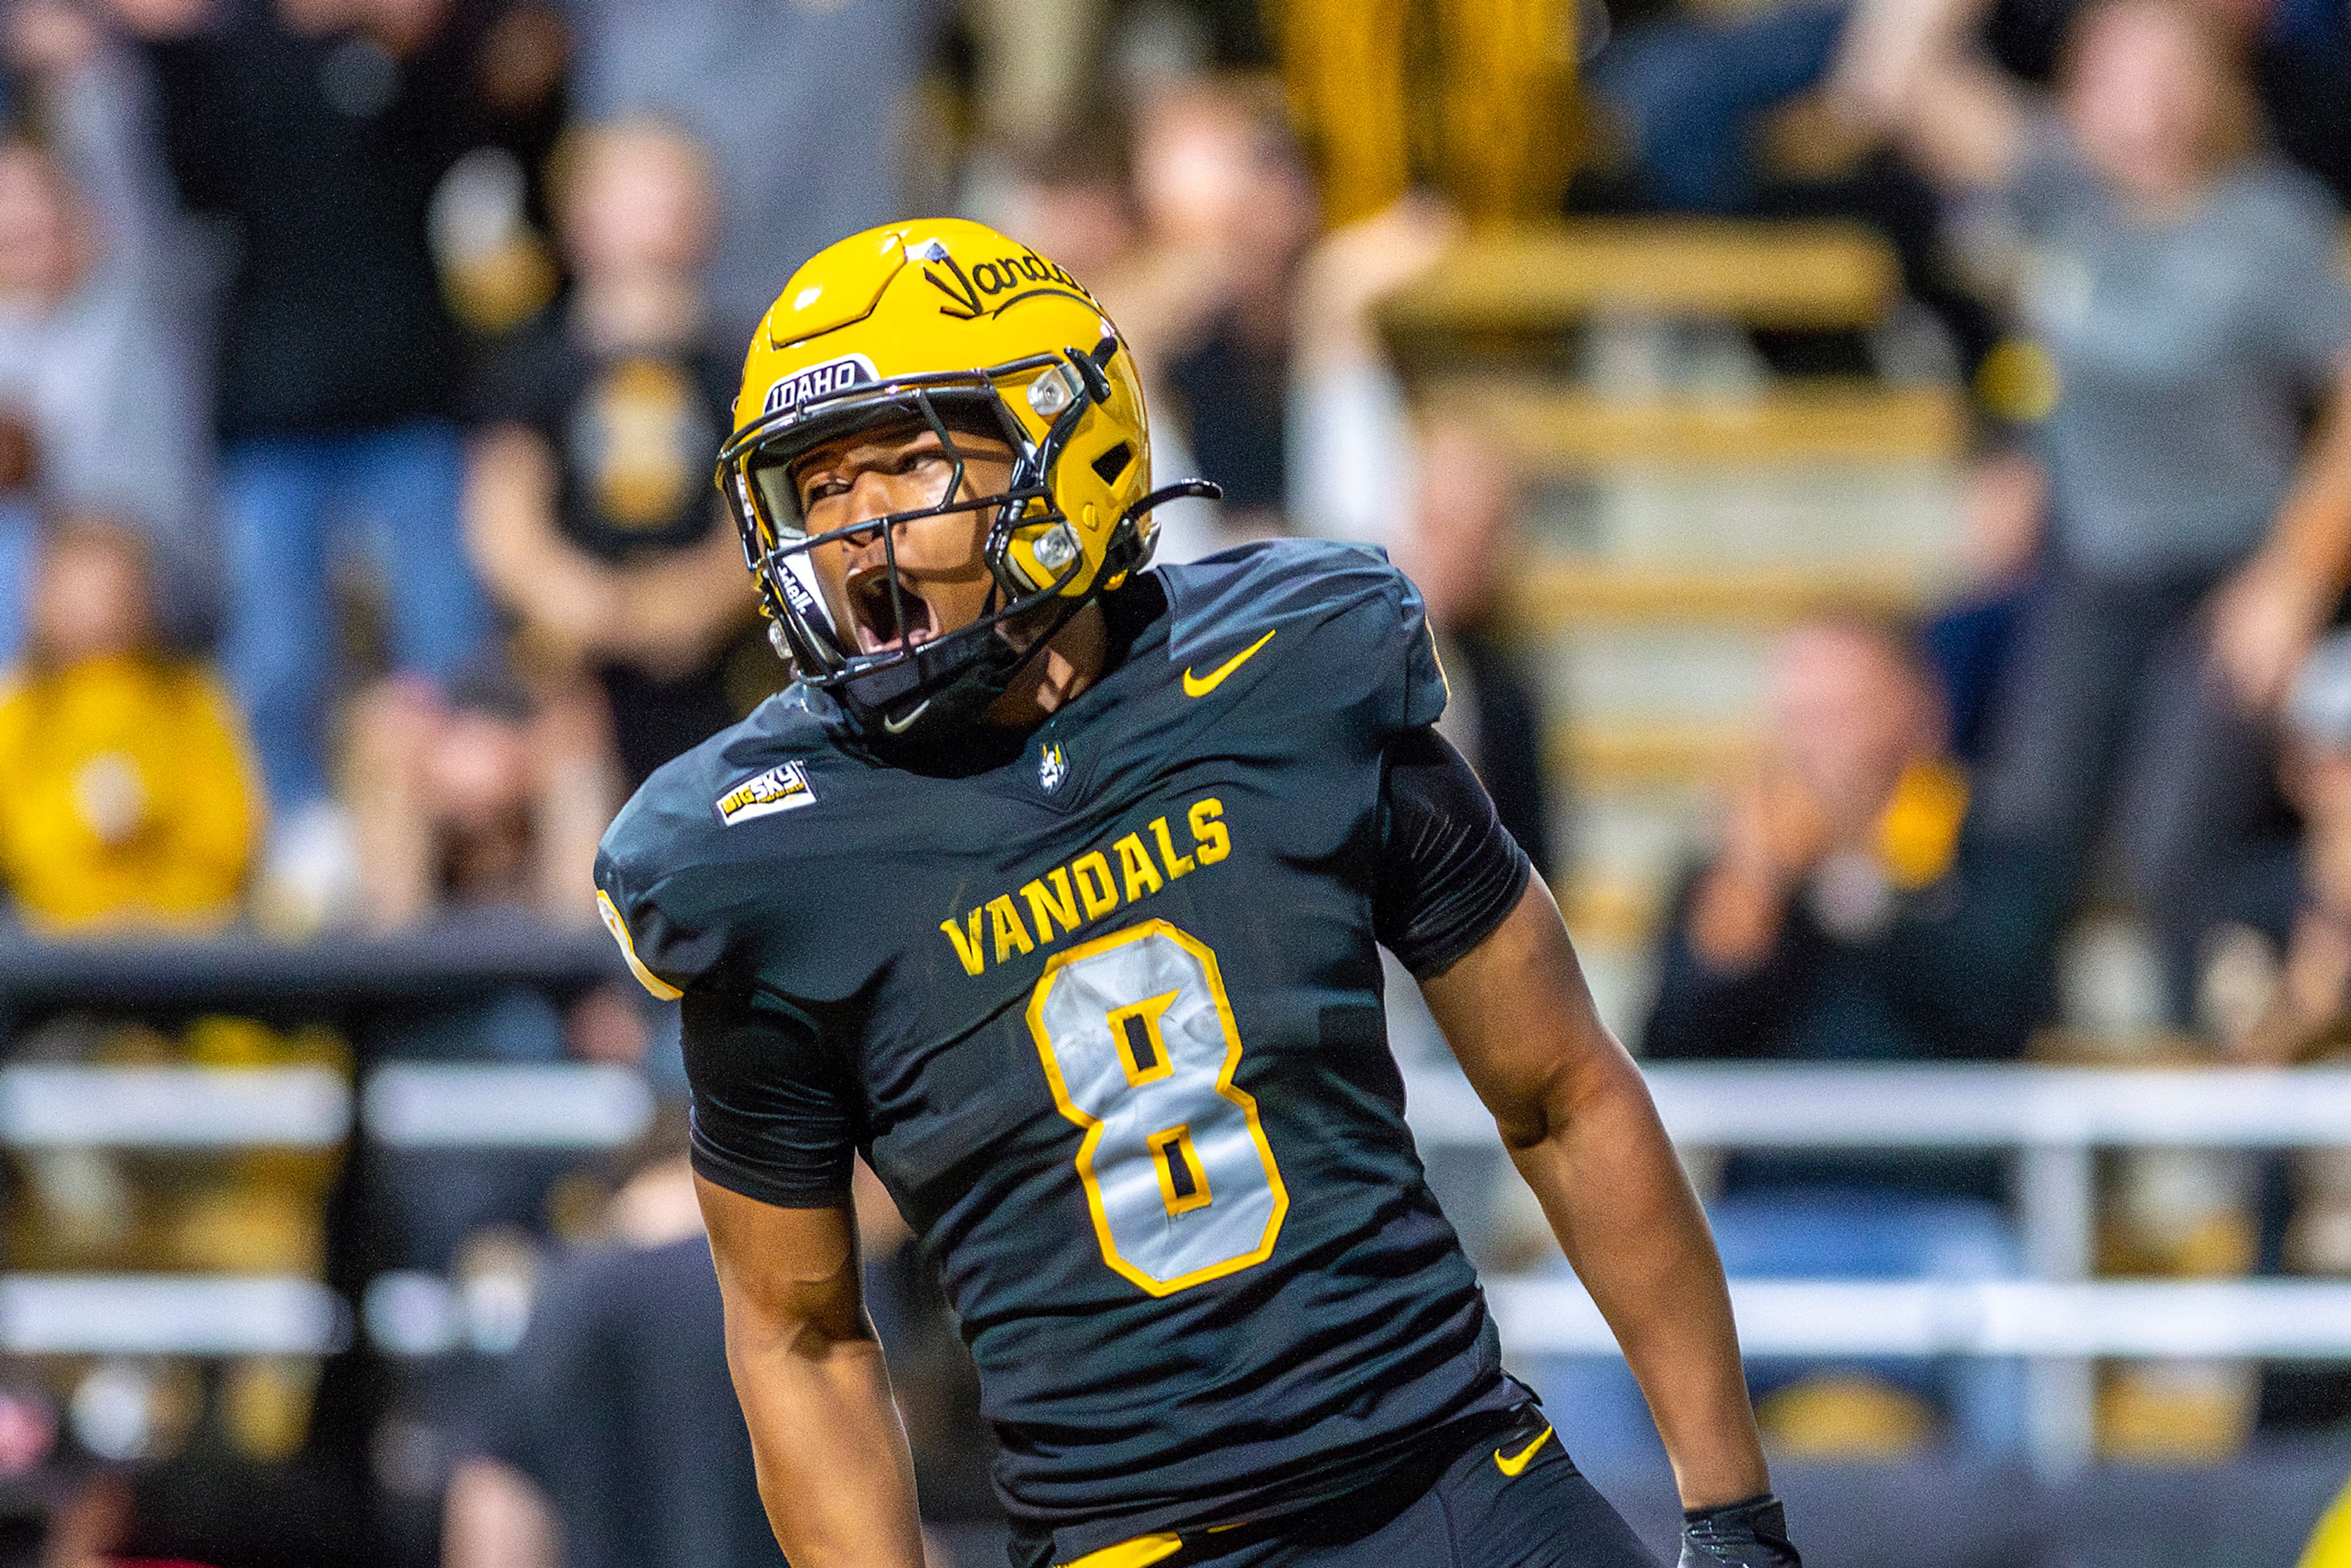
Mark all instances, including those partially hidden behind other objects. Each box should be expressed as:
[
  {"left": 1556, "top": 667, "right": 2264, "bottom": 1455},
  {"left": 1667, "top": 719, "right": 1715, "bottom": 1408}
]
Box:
[
  {"left": 1147, "top": 1123, "right": 1214, "bottom": 1215},
  {"left": 1059, "top": 1532, "right": 1183, "bottom": 1568},
  {"left": 1026, "top": 918, "right": 1291, "bottom": 1298},
  {"left": 1108, "top": 990, "right": 1180, "bottom": 1086},
  {"left": 597, "top": 890, "right": 684, "bottom": 1001}
]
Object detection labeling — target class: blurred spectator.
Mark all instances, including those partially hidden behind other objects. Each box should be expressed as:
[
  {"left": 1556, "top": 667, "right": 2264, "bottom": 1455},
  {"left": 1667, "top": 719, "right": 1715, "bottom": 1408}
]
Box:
[
  {"left": 463, "top": 117, "right": 757, "bottom": 790},
  {"left": 1277, "top": 0, "right": 1580, "bottom": 227},
  {"left": 2222, "top": 629, "right": 2351, "bottom": 1067},
  {"left": 441, "top": 1120, "right": 784, "bottom": 1568},
  {"left": 1134, "top": 74, "right": 1319, "bottom": 530},
  {"left": 963, "top": 0, "right": 1104, "bottom": 165},
  {"left": 1551, "top": 620, "right": 2057, "bottom": 1461},
  {"left": 984, "top": 119, "right": 1226, "bottom": 562},
  {"left": 365, "top": 982, "right": 653, "bottom": 1278},
  {"left": 1285, "top": 194, "right": 1456, "bottom": 547},
  {"left": 343, "top": 657, "right": 614, "bottom": 932},
  {"left": 2207, "top": 630, "right": 2351, "bottom": 1081},
  {"left": 0, "top": 514, "right": 257, "bottom": 931},
  {"left": 468, "top": 115, "right": 762, "bottom": 785},
  {"left": 1839, "top": 0, "right": 2351, "bottom": 1021},
  {"left": 1648, "top": 619, "right": 2054, "bottom": 1070},
  {"left": 1269, "top": 191, "right": 1559, "bottom": 864},
  {"left": 1593, "top": 1, "right": 1851, "bottom": 215},
  {"left": 1918, "top": 443, "right": 2049, "bottom": 764},
  {"left": 564, "top": 0, "right": 936, "bottom": 341},
  {"left": 0, "top": 2, "right": 212, "bottom": 642},
  {"left": 1955, "top": 0, "right": 2351, "bottom": 206},
  {"left": 422, "top": 2, "right": 571, "bottom": 337},
  {"left": 133, "top": 0, "right": 520, "bottom": 910},
  {"left": 1391, "top": 418, "right": 1554, "bottom": 874}
]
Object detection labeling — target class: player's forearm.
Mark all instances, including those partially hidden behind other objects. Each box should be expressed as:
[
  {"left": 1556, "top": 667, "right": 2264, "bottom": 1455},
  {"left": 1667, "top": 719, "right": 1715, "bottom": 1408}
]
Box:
[
  {"left": 1423, "top": 888, "right": 1771, "bottom": 1509},
  {"left": 698, "top": 1179, "right": 928, "bottom": 1567},
  {"left": 1511, "top": 1069, "right": 1769, "bottom": 1511},
  {"left": 724, "top": 1321, "right": 928, "bottom": 1568}
]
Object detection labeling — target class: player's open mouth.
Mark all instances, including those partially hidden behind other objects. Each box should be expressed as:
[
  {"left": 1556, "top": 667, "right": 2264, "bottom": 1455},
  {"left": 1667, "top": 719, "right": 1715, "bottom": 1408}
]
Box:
[{"left": 846, "top": 569, "right": 939, "bottom": 656}]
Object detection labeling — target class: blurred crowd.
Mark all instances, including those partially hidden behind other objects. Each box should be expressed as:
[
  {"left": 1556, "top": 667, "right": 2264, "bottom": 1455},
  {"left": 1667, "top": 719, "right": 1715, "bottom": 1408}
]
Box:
[
  {"left": 1583, "top": 0, "right": 2351, "bottom": 1477},
  {"left": 0, "top": 0, "right": 2341, "bottom": 1558}
]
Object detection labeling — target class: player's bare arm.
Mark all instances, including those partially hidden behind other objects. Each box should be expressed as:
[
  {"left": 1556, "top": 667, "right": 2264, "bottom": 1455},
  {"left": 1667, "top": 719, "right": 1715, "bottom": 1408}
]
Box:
[
  {"left": 1421, "top": 878, "right": 1769, "bottom": 1513},
  {"left": 695, "top": 1176, "right": 927, "bottom": 1568}
]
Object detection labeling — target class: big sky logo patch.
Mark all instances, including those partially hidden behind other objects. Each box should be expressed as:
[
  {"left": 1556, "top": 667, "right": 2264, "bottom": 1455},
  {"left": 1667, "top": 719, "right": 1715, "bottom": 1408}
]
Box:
[{"left": 714, "top": 761, "right": 818, "bottom": 826}]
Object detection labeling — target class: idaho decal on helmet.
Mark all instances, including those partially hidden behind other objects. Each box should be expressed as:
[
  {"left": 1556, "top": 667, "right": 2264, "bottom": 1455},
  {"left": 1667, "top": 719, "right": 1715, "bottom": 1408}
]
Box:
[{"left": 716, "top": 219, "right": 1217, "bottom": 741}]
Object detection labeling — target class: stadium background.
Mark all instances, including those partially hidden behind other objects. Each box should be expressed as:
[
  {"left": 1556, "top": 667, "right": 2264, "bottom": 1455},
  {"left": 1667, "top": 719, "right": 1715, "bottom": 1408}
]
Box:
[{"left": 0, "top": 0, "right": 2345, "bottom": 1562}]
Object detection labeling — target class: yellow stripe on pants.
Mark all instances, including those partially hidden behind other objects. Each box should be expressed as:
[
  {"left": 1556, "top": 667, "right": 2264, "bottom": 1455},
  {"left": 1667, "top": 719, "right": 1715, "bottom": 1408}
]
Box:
[{"left": 1062, "top": 1532, "right": 1185, "bottom": 1568}]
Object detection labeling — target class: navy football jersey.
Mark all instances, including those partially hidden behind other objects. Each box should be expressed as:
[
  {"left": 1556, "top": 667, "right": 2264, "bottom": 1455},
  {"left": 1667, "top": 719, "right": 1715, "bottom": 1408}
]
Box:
[{"left": 594, "top": 539, "right": 1529, "bottom": 1559}]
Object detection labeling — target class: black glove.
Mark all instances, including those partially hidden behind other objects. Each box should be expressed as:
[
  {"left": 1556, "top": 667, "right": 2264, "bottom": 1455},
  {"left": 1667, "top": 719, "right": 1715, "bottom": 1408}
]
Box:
[{"left": 1678, "top": 1493, "right": 1801, "bottom": 1568}]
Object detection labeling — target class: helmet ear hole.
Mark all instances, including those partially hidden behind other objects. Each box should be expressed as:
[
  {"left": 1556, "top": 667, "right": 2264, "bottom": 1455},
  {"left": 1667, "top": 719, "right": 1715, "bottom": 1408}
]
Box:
[{"left": 1090, "top": 442, "right": 1134, "bottom": 486}]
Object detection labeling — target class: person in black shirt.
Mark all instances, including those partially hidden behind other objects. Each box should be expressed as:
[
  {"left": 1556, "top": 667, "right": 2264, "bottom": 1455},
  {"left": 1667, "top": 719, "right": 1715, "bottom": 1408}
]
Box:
[
  {"left": 443, "top": 1126, "right": 785, "bottom": 1568},
  {"left": 132, "top": 0, "right": 550, "bottom": 901},
  {"left": 464, "top": 117, "right": 759, "bottom": 788},
  {"left": 1625, "top": 620, "right": 2058, "bottom": 1460}
]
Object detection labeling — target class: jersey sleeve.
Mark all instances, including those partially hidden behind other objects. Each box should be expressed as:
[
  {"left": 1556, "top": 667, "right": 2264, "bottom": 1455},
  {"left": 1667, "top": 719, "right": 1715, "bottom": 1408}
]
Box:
[
  {"left": 1164, "top": 540, "right": 1450, "bottom": 737},
  {"left": 1373, "top": 726, "right": 1532, "bottom": 978},
  {"left": 594, "top": 846, "right": 720, "bottom": 1002},
  {"left": 1382, "top": 568, "right": 1450, "bottom": 735},
  {"left": 593, "top": 770, "right": 745, "bottom": 999},
  {"left": 681, "top": 986, "right": 858, "bottom": 1207},
  {"left": 593, "top": 736, "right": 855, "bottom": 1206}
]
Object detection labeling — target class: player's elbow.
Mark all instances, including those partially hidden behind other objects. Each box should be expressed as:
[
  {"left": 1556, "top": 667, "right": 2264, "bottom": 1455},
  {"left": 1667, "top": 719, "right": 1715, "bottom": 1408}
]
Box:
[
  {"left": 724, "top": 1289, "right": 880, "bottom": 1378},
  {"left": 1484, "top": 1029, "right": 1646, "bottom": 1155},
  {"left": 1479, "top": 1045, "right": 1579, "bottom": 1153},
  {"left": 712, "top": 1248, "right": 876, "bottom": 1362}
]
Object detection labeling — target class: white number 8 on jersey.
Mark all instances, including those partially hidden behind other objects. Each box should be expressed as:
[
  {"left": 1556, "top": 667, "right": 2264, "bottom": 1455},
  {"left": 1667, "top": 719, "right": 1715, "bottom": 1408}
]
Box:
[{"left": 1027, "top": 920, "right": 1289, "bottom": 1296}]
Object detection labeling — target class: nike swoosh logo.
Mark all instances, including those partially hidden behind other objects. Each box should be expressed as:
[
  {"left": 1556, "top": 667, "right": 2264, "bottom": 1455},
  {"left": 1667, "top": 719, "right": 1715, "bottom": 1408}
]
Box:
[
  {"left": 1493, "top": 1425, "right": 1554, "bottom": 1477},
  {"left": 1182, "top": 629, "right": 1276, "bottom": 697}
]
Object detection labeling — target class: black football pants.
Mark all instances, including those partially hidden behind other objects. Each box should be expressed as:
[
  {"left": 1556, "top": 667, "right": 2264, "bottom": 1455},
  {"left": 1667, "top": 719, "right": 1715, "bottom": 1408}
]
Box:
[{"left": 1037, "top": 1410, "right": 1663, "bottom": 1568}]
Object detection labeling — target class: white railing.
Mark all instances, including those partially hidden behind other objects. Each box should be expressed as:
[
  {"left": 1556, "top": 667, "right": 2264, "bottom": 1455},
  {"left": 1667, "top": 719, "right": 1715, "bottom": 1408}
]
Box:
[
  {"left": 0, "top": 1274, "right": 343, "bottom": 1356},
  {"left": 1487, "top": 1277, "right": 2351, "bottom": 1359},
  {"left": 10, "top": 1060, "right": 2350, "bottom": 1472},
  {"left": 1406, "top": 1063, "right": 2351, "bottom": 1474},
  {"left": 361, "top": 1062, "right": 655, "bottom": 1149},
  {"left": 0, "top": 1064, "right": 351, "bottom": 1148}
]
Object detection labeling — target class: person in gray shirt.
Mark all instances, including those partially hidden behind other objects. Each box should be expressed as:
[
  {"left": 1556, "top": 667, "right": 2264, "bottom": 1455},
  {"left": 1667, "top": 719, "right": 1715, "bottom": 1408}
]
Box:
[
  {"left": 564, "top": 0, "right": 940, "bottom": 343},
  {"left": 1836, "top": 0, "right": 2351, "bottom": 1019},
  {"left": 0, "top": 17, "right": 214, "bottom": 648}
]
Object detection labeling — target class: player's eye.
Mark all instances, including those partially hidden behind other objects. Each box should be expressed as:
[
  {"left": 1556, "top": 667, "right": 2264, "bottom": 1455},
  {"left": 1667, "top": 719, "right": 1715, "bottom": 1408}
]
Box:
[{"left": 795, "top": 473, "right": 853, "bottom": 516}]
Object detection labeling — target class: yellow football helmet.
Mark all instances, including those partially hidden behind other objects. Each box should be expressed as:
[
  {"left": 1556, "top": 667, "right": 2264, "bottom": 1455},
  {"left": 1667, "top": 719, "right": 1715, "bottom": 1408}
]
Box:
[{"left": 718, "top": 218, "right": 1214, "bottom": 739}]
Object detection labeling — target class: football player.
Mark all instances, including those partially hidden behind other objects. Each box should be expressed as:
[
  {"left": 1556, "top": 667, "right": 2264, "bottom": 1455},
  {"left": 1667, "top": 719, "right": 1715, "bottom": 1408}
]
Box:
[{"left": 594, "top": 219, "right": 1801, "bottom": 1568}]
